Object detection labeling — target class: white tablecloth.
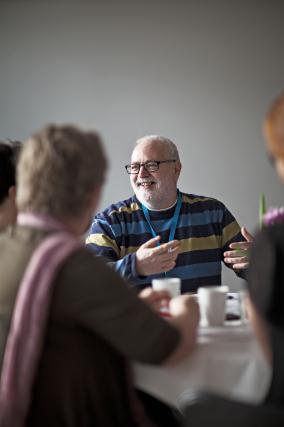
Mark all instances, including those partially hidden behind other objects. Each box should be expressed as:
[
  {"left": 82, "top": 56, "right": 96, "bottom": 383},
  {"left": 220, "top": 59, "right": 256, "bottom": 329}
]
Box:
[{"left": 134, "top": 322, "right": 272, "bottom": 407}]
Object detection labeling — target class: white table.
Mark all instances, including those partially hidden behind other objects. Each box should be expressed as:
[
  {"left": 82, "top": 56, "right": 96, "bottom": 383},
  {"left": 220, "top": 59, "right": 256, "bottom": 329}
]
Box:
[{"left": 134, "top": 322, "right": 272, "bottom": 408}]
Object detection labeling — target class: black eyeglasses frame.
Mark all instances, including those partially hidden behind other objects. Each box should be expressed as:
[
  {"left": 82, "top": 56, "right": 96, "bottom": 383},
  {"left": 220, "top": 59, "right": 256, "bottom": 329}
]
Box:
[{"left": 125, "top": 159, "right": 177, "bottom": 174}]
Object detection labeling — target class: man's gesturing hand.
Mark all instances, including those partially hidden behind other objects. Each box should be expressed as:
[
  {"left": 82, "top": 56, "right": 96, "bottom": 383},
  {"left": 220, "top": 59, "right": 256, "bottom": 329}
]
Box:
[
  {"left": 224, "top": 227, "right": 254, "bottom": 270},
  {"left": 136, "top": 236, "right": 180, "bottom": 276}
]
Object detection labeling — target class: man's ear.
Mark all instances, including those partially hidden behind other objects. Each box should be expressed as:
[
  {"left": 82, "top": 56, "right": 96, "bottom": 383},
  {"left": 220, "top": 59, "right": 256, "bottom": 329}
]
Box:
[
  {"left": 175, "top": 160, "right": 182, "bottom": 178},
  {"left": 8, "top": 186, "right": 16, "bottom": 202}
]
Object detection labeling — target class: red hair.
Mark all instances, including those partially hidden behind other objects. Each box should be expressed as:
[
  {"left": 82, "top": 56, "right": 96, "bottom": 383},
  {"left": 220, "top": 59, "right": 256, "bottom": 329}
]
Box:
[{"left": 264, "top": 93, "right": 284, "bottom": 160}]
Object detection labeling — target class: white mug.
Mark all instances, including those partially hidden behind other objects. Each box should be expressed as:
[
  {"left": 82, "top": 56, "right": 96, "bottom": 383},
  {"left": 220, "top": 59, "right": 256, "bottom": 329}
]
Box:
[
  {"left": 197, "top": 285, "right": 229, "bottom": 327},
  {"left": 152, "top": 278, "right": 181, "bottom": 298},
  {"left": 238, "top": 289, "right": 249, "bottom": 324}
]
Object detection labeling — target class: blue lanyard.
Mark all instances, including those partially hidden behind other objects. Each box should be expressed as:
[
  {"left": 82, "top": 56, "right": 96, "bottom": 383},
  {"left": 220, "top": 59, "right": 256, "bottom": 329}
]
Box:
[{"left": 141, "top": 191, "right": 182, "bottom": 246}]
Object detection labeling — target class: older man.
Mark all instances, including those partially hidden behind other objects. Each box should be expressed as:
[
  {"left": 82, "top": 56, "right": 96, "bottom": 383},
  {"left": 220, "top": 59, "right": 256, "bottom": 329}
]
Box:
[
  {"left": 0, "top": 126, "right": 199, "bottom": 427},
  {"left": 86, "top": 135, "right": 252, "bottom": 293}
]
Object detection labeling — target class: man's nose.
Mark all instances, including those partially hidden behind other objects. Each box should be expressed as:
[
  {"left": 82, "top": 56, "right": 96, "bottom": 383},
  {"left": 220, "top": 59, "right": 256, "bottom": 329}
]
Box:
[{"left": 138, "top": 164, "right": 150, "bottom": 177}]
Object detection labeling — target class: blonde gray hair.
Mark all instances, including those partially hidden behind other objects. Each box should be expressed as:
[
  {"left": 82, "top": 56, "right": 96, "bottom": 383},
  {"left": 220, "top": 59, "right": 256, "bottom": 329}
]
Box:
[
  {"left": 135, "top": 135, "right": 180, "bottom": 161},
  {"left": 17, "top": 124, "right": 107, "bottom": 218}
]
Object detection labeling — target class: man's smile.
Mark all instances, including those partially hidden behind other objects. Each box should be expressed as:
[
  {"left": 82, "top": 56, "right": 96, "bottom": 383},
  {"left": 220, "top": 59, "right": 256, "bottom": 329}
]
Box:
[{"left": 137, "top": 179, "right": 157, "bottom": 188}]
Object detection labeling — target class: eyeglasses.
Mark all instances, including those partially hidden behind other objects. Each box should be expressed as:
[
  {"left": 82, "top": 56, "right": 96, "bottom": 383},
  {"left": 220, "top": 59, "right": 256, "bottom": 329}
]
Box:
[{"left": 125, "top": 159, "right": 176, "bottom": 174}]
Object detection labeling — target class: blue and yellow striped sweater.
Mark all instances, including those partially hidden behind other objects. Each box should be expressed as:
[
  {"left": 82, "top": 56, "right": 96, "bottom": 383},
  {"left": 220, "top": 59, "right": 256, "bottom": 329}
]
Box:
[{"left": 86, "top": 192, "right": 245, "bottom": 293}]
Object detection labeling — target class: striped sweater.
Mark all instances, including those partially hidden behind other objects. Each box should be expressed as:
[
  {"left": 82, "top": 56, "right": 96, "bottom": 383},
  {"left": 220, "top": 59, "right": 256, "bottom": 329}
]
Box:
[{"left": 86, "top": 192, "right": 245, "bottom": 293}]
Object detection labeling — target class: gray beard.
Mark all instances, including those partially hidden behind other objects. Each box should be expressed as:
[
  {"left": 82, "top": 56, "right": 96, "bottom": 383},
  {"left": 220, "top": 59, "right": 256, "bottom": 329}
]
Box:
[{"left": 136, "top": 191, "right": 176, "bottom": 210}]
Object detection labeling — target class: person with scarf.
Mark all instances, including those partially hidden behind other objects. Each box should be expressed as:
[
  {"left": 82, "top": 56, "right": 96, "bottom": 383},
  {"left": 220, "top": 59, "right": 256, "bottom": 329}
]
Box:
[{"left": 0, "top": 124, "right": 199, "bottom": 427}]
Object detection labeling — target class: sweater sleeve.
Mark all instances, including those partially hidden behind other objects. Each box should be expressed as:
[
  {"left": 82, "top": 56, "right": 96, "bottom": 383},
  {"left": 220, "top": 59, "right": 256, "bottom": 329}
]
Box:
[{"left": 85, "top": 217, "right": 140, "bottom": 281}]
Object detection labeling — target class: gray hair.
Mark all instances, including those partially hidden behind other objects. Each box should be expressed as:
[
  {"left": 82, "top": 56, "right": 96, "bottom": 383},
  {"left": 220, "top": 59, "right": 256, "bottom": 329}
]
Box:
[
  {"left": 17, "top": 124, "right": 108, "bottom": 219},
  {"left": 135, "top": 135, "right": 180, "bottom": 161}
]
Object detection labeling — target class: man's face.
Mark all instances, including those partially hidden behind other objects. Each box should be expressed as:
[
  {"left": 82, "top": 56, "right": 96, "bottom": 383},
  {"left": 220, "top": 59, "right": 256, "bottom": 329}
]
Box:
[{"left": 130, "top": 141, "right": 181, "bottom": 208}]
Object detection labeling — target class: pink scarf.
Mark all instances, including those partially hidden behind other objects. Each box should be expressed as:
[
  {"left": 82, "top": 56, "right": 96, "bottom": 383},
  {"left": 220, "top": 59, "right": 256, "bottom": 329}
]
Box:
[{"left": 0, "top": 213, "right": 82, "bottom": 427}]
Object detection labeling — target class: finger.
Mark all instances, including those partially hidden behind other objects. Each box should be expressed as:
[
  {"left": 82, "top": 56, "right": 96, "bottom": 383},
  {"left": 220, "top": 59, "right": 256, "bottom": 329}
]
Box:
[
  {"left": 167, "top": 246, "right": 180, "bottom": 256},
  {"left": 241, "top": 226, "right": 254, "bottom": 242},
  {"left": 170, "top": 240, "right": 180, "bottom": 248},
  {"left": 161, "top": 240, "right": 180, "bottom": 252},
  {"left": 224, "top": 249, "right": 249, "bottom": 258},
  {"left": 142, "top": 236, "right": 161, "bottom": 248},
  {"left": 229, "top": 242, "right": 251, "bottom": 250},
  {"left": 154, "top": 243, "right": 179, "bottom": 256},
  {"left": 224, "top": 256, "right": 248, "bottom": 265},
  {"left": 232, "top": 262, "right": 249, "bottom": 270},
  {"left": 158, "top": 248, "right": 180, "bottom": 263},
  {"left": 139, "top": 287, "right": 153, "bottom": 298}
]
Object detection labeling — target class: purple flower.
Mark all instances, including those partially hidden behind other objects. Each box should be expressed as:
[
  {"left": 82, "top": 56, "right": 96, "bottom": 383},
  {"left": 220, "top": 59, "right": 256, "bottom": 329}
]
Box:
[{"left": 263, "top": 207, "right": 284, "bottom": 226}]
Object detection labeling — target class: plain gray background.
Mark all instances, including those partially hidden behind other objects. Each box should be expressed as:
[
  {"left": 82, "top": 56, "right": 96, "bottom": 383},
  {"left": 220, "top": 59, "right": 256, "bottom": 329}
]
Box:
[{"left": 1, "top": 0, "right": 284, "bottom": 289}]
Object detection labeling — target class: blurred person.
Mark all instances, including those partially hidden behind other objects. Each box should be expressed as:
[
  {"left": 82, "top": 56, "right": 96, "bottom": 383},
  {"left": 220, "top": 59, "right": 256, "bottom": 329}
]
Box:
[
  {"left": 0, "top": 140, "right": 21, "bottom": 230},
  {"left": 0, "top": 125, "right": 199, "bottom": 427},
  {"left": 86, "top": 135, "right": 253, "bottom": 293},
  {"left": 247, "top": 92, "right": 284, "bottom": 405},
  {"left": 180, "top": 93, "right": 284, "bottom": 427}
]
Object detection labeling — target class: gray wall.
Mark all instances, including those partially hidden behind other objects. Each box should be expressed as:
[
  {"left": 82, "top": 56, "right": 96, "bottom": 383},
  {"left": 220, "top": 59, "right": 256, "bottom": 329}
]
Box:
[{"left": 1, "top": 0, "right": 284, "bottom": 289}]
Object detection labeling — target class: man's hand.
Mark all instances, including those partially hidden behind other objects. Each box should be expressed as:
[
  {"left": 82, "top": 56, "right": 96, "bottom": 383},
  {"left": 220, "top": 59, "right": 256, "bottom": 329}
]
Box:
[
  {"left": 139, "top": 287, "right": 171, "bottom": 312},
  {"left": 224, "top": 227, "right": 254, "bottom": 270},
  {"left": 136, "top": 236, "right": 180, "bottom": 276}
]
